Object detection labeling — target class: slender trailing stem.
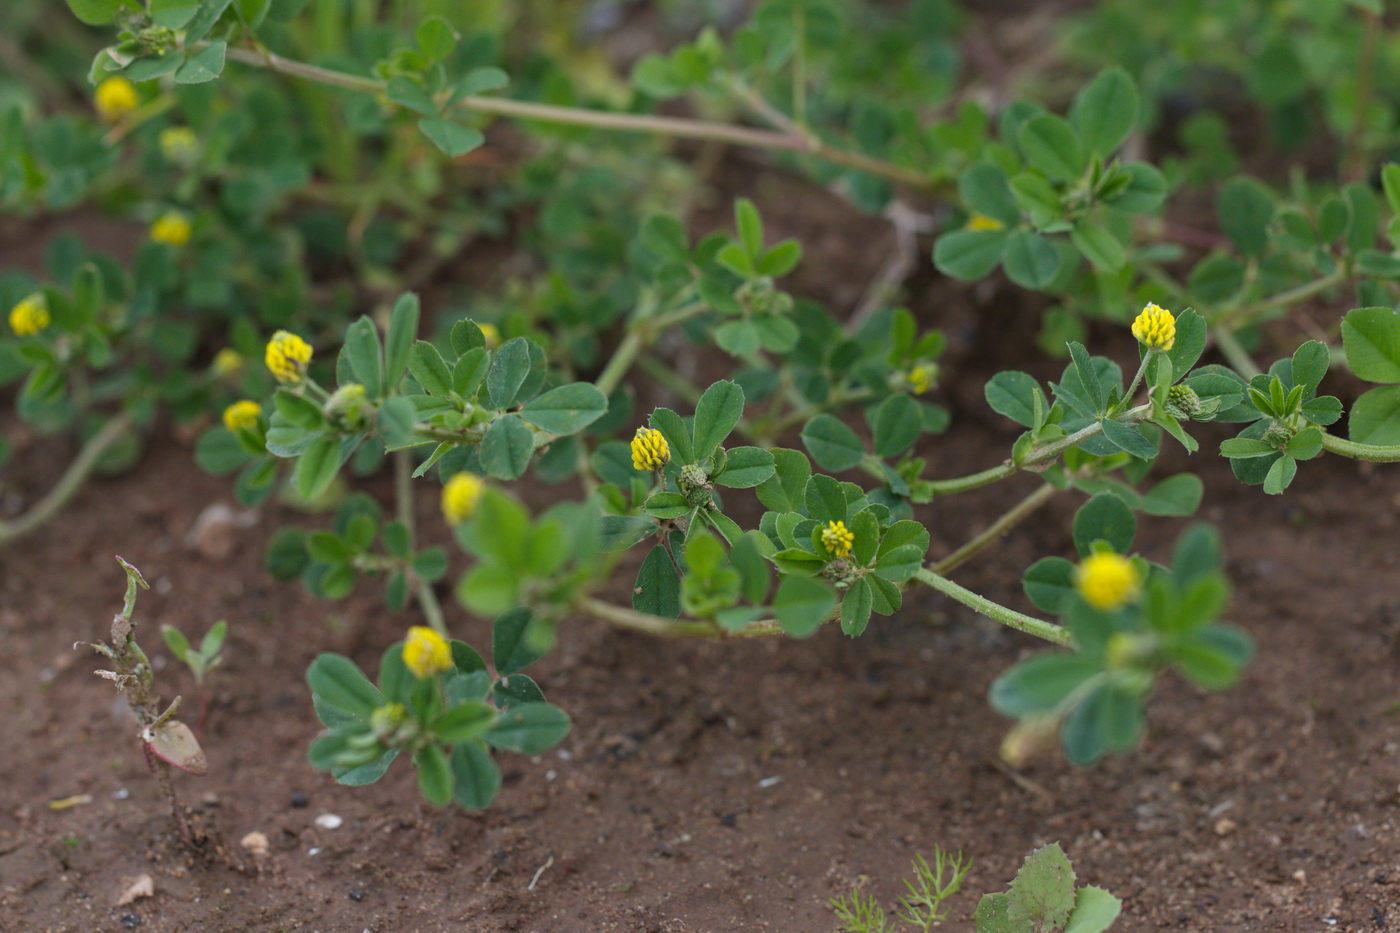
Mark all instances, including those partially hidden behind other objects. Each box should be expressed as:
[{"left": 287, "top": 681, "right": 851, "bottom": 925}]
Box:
[
  {"left": 1212, "top": 326, "right": 1261, "bottom": 379},
  {"left": 393, "top": 450, "right": 447, "bottom": 636},
  {"left": 1113, "top": 350, "right": 1155, "bottom": 416},
  {"left": 925, "top": 463, "right": 1015, "bottom": 495},
  {"left": 0, "top": 412, "right": 134, "bottom": 546},
  {"left": 221, "top": 46, "right": 930, "bottom": 189},
  {"left": 932, "top": 482, "right": 1057, "bottom": 575},
  {"left": 576, "top": 595, "right": 783, "bottom": 638},
  {"left": 913, "top": 568, "right": 1071, "bottom": 646},
  {"left": 1216, "top": 269, "right": 1347, "bottom": 331},
  {"left": 594, "top": 303, "right": 710, "bottom": 398},
  {"left": 1321, "top": 432, "right": 1400, "bottom": 462}
]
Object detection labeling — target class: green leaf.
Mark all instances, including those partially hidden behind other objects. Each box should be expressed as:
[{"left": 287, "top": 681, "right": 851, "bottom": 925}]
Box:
[
  {"left": 150, "top": 0, "right": 200, "bottom": 28},
  {"left": 1062, "top": 682, "right": 1143, "bottom": 765},
  {"left": 868, "top": 575, "right": 902, "bottom": 615},
  {"left": 492, "top": 607, "right": 544, "bottom": 675},
  {"left": 344, "top": 316, "right": 384, "bottom": 396},
  {"left": 990, "top": 653, "right": 1099, "bottom": 717},
  {"left": 804, "top": 473, "right": 850, "bottom": 523},
  {"left": 479, "top": 415, "right": 533, "bottom": 480},
  {"left": 453, "top": 347, "right": 489, "bottom": 398},
  {"left": 1070, "top": 223, "right": 1125, "bottom": 272},
  {"left": 65, "top": 0, "right": 134, "bottom": 25},
  {"left": 384, "top": 293, "right": 419, "bottom": 389},
  {"left": 432, "top": 702, "right": 496, "bottom": 743},
  {"left": 839, "top": 577, "right": 874, "bottom": 637},
  {"left": 1070, "top": 67, "right": 1139, "bottom": 157},
  {"left": 1383, "top": 164, "right": 1400, "bottom": 216},
  {"left": 521, "top": 383, "right": 607, "bottom": 435},
  {"left": 416, "top": 14, "right": 459, "bottom": 60},
  {"left": 1002, "top": 230, "right": 1061, "bottom": 290},
  {"left": 486, "top": 338, "right": 531, "bottom": 408},
  {"left": 692, "top": 380, "right": 745, "bottom": 458},
  {"left": 633, "top": 546, "right": 681, "bottom": 619},
  {"left": 455, "top": 66, "right": 509, "bottom": 98},
  {"left": 307, "top": 653, "right": 382, "bottom": 718},
  {"left": 1167, "top": 308, "right": 1207, "bottom": 381},
  {"left": 755, "top": 448, "right": 811, "bottom": 512},
  {"left": 1349, "top": 385, "right": 1400, "bottom": 444},
  {"left": 773, "top": 575, "right": 835, "bottom": 638},
  {"left": 419, "top": 119, "right": 484, "bottom": 158},
  {"left": 1023, "top": 556, "right": 1076, "bottom": 614},
  {"left": 973, "top": 893, "right": 1017, "bottom": 933},
  {"left": 484, "top": 702, "right": 571, "bottom": 754},
  {"left": 713, "top": 446, "right": 775, "bottom": 488},
  {"left": 294, "top": 436, "right": 343, "bottom": 500},
  {"left": 1073, "top": 493, "right": 1136, "bottom": 556},
  {"left": 1342, "top": 306, "right": 1400, "bottom": 383},
  {"left": 1007, "top": 842, "right": 1077, "bottom": 931},
  {"left": 185, "top": 0, "right": 233, "bottom": 40},
  {"left": 985, "top": 371, "right": 1043, "bottom": 427},
  {"left": 959, "top": 162, "right": 1020, "bottom": 224},
  {"left": 174, "top": 41, "right": 227, "bottom": 84},
  {"left": 162, "top": 624, "right": 191, "bottom": 661},
  {"left": 1099, "top": 418, "right": 1157, "bottom": 459},
  {"left": 1139, "top": 474, "right": 1203, "bottom": 516},
  {"left": 1218, "top": 176, "right": 1274, "bottom": 257},
  {"left": 1019, "top": 113, "right": 1087, "bottom": 181},
  {"left": 735, "top": 197, "right": 763, "bottom": 257},
  {"left": 410, "top": 341, "right": 453, "bottom": 397},
  {"left": 1262, "top": 453, "right": 1297, "bottom": 494},
  {"left": 649, "top": 407, "right": 695, "bottom": 465},
  {"left": 451, "top": 740, "right": 501, "bottom": 810},
  {"left": 756, "top": 240, "right": 802, "bottom": 277},
  {"left": 801, "top": 414, "right": 865, "bottom": 472},
  {"left": 1069, "top": 342, "right": 1104, "bottom": 414},
  {"left": 1063, "top": 886, "right": 1123, "bottom": 933},
  {"left": 415, "top": 745, "right": 453, "bottom": 806},
  {"left": 869, "top": 395, "right": 920, "bottom": 458},
  {"left": 933, "top": 229, "right": 1007, "bottom": 280}
]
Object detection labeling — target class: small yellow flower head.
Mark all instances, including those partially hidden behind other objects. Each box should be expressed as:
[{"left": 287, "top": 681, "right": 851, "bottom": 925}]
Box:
[
  {"left": 158, "top": 126, "right": 199, "bottom": 164},
  {"left": 150, "top": 211, "right": 192, "bottom": 247},
  {"left": 8, "top": 293, "right": 50, "bottom": 337},
  {"left": 222, "top": 400, "right": 262, "bottom": 431},
  {"left": 1075, "top": 551, "right": 1141, "bottom": 611},
  {"left": 94, "top": 77, "right": 139, "bottom": 123},
  {"left": 907, "top": 363, "right": 937, "bottom": 395},
  {"left": 821, "top": 520, "right": 854, "bottom": 559},
  {"left": 441, "top": 472, "right": 485, "bottom": 525},
  {"left": 476, "top": 322, "right": 501, "bottom": 349},
  {"left": 265, "top": 330, "right": 313, "bottom": 383},
  {"left": 1131, "top": 302, "right": 1176, "bottom": 352},
  {"left": 965, "top": 212, "right": 1006, "bottom": 232},
  {"left": 631, "top": 426, "right": 670, "bottom": 472},
  {"left": 403, "top": 626, "right": 452, "bottom": 679},
  {"left": 211, "top": 347, "right": 243, "bottom": 377}
]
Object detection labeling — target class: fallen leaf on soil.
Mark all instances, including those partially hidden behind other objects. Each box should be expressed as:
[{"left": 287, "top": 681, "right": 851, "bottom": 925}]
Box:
[
  {"left": 115, "top": 874, "right": 153, "bottom": 906},
  {"left": 47, "top": 794, "right": 92, "bottom": 811}
]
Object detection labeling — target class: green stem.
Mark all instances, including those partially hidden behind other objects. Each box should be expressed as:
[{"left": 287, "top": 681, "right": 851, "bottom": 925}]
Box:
[
  {"left": 219, "top": 46, "right": 930, "bottom": 190},
  {"left": 576, "top": 595, "right": 782, "bottom": 638},
  {"left": 932, "top": 482, "right": 1057, "bottom": 575},
  {"left": 1217, "top": 269, "right": 1347, "bottom": 331},
  {"left": 1213, "top": 326, "right": 1261, "bottom": 379},
  {"left": 913, "top": 568, "right": 1071, "bottom": 647},
  {"left": 594, "top": 302, "right": 709, "bottom": 398},
  {"left": 0, "top": 413, "right": 134, "bottom": 546},
  {"left": 1321, "top": 432, "right": 1400, "bottom": 462},
  {"left": 394, "top": 450, "right": 447, "bottom": 636}
]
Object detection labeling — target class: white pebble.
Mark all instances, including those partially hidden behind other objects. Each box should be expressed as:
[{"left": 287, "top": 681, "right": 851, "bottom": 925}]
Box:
[{"left": 314, "top": 813, "right": 343, "bottom": 829}]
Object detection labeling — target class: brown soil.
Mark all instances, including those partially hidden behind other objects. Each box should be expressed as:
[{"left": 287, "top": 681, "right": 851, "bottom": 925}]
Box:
[{"left": 5, "top": 13, "right": 1400, "bottom": 933}]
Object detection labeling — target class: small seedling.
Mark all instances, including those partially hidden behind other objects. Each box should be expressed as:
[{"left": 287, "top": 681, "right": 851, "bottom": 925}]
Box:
[
  {"left": 162, "top": 619, "right": 227, "bottom": 733},
  {"left": 898, "top": 848, "right": 972, "bottom": 931},
  {"left": 78, "top": 557, "right": 206, "bottom": 847}
]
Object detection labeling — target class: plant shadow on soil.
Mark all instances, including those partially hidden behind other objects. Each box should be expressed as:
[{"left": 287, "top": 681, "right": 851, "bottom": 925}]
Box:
[{"left": 4, "top": 131, "right": 1400, "bottom": 933}]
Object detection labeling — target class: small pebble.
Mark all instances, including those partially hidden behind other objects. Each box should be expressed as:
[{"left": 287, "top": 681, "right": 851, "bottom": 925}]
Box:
[
  {"left": 113, "top": 789, "right": 130, "bottom": 800},
  {"left": 315, "top": 813, "right": 343, "bottom": 830},
  {"left": 758, "top": 776, "right": 782, "bottom": 788},
  {"left": 348, "top": 888, "right": 365, "bottom": 902},
  {"left": 1214, "top": 817, "right": 1237, "bottom": 837},
  {"left": 308, "top": 847, "right": 322, "bottom": 856},
  {"left": 290, "top": 792, "right": 309, "bottom": 808},
  {"left": 120, "top": 915, "right": 140, "bottom": 929},
  {"left": 240, "top": 831, "right": 269, "bottom": 857}
]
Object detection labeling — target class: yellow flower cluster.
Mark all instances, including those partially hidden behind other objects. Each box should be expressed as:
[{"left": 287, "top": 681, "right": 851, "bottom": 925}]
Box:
[
  {"left": 150, "top": 212, "right": 192, "bottom": 247},
  {"left": 1074, "top": 552, "right": 1141, "bottom": 610},
  {"left": 211, "top": 347, "right": 243, "bottom": 377},
  {"left": 1130, "top": 302, "right": 1176, "bottom": 352},
  {"left": 403, "top": 626, "right": 452, "bottom": 679},
  {"left": 9, "top": 294, "right": 50, "bottom": 337},
  {"left": 222, "top": 400, "right": 261, "bottom": 431},
  {"left": 906, "top": 363, "right": 937, "bottom": 395},
  {"left": 94, "top": 77, "right": 138, "bottom": 123},
  {"left": 158, "top": 126, "right": 199, "bottom": 163},
  {"left": 631, "top": 427, "right": 670, "bottom": 471},
  {"left": 965, "top": 212, "right": 1006, "bottom": 232},
  {"left": 822, "top": 520, "right": 854, "bottom": 558},
  {"left": 441, "top": 472, "right": 485, "bottom": 525},
  {"left": 476, "top": 322, "right": 501, "bottom": 349},
  {"left": 265, "top": 330, "right": 313, "bottom": 383}
]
